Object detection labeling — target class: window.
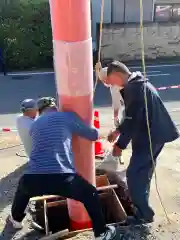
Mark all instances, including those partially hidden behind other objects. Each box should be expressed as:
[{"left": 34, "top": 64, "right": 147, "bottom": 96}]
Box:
[
  {"left": 172, "top": 5, "right": 180, "bottom": 20},
  {"left": 155, "top": 5, "right": 172, "bottom": 21},
  {"left": 154, "top": 4, "right": 180, "bottom": 22}
]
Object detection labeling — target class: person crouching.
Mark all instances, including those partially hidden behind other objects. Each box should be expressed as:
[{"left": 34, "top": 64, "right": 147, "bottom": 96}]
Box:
[{"left": 7, "top": 97, "right": 117, "bottom": 240}]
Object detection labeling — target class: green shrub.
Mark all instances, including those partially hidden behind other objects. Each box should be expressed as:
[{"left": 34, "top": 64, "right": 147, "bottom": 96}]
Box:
[{"left": 0, "top": 0, "right": 53, "bottom": 70}]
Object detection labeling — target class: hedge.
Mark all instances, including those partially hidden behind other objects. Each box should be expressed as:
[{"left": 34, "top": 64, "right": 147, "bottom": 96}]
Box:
[{"left": 0, "top": 0, "right": 53, "bottom": 70}]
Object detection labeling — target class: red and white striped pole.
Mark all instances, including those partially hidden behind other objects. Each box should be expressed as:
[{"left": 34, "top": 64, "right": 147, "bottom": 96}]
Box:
[{"left": 49, "top": 0, "right": 94, "bottom": 230}]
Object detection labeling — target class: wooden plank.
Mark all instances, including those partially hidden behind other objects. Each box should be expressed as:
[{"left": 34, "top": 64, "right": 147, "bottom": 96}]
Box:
[
  {"left": 47, "top": 200, "right": 67, "bottom": 208},
  {"left": 29, "top": 177, "right": 115, "bottom": 203},
  {"left": 44, "top": 200, "right": 49, "bottom": 235},
  {"left": 111, "top": 189, "right": 127, "bottom": 221},
  {"left": 97, "top": 184, "right": 118, "bottom": 191},
  {"left": 64, "top": 222, "right": 126, "bottom": 238},
  {"left": 30, "top": 195, "right": 61, "bottom": 202},
  {"left": 96, "top": 175, "right": 110, "bottom": 187},
  {"left": 45, "top": 186, "right": 118, "bottom": 208}
]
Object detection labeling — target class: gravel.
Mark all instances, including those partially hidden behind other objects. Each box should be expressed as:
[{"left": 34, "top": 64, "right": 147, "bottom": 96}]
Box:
[{"left": 0, "top": 133, "right": 180, "bottom": 239}]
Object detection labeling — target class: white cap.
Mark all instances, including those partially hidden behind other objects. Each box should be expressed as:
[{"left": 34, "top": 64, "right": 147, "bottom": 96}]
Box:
[{"left": 98, "top": 67, "right": 107, "bottom": 82}]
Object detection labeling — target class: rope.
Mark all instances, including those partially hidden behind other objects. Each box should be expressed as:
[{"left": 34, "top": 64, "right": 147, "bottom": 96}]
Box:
[
  {"left": 0, "top": 2, "right": 172, "bottom": 224},
  {"left": 139, "top": 0, "right": 170, "bottom": 223},
  {"left": 93, "top": 0, "right": 104, "bottom": 93},
  {"left": 94, "top": 0, "right": 170, "bottom": 224}
]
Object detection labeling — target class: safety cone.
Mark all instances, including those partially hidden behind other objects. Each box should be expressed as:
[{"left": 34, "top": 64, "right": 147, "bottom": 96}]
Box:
[{"left": 94, "top": 111, "right": 104, "bottom": 158}]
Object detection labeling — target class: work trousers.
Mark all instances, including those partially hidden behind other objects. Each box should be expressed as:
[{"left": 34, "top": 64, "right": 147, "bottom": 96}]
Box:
[
  {"left": 126, "top": 143, "right": 164, "bottom": 221},
  {"left": 11, "top": 173, "right": 106, "bottom": 237}
]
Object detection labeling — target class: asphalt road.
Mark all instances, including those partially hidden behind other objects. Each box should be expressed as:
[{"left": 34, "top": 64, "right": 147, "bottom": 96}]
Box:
[{"left": 0, "top": 62, "right": 180, "bottom": 128}]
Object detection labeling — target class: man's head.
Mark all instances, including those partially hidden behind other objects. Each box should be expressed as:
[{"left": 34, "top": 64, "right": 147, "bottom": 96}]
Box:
[
  {"left": 20, "top": 99, "right": 37, "bottom": 119},
  {"left": 37, "top": 97, "right": 57, "bottom": 115},
  {"left": 105, "top": 61, "right": 131, "bottom": 87}
]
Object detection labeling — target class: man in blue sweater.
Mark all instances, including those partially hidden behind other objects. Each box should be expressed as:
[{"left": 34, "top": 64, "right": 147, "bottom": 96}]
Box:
[
  {"left": 106, "top": 61, "right": 179, "bottom": 225},
  {"left": 8, "top": 97, "right": 116, "bottom": 240}
]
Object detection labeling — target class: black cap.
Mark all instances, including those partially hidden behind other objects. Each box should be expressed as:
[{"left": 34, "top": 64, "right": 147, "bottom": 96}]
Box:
[
  {"left": 20, "top": 99, "right": 37, "bottom": 112},
  {"left": 37, "top": 97, "right": 56, "bottom": 112}
]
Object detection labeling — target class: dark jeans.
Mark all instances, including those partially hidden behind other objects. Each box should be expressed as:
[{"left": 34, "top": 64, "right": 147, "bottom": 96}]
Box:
[
  {"left": 126, "top": 143, "right": 164, "bottom": 221},
  {"left": 12, "top": 173, "right": 106, "bottom": 237}
]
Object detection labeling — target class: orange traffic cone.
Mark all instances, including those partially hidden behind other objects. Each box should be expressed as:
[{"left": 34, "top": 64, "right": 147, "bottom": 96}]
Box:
[{"left": 94, "top": 111, "right": 104, "bottom": 157}]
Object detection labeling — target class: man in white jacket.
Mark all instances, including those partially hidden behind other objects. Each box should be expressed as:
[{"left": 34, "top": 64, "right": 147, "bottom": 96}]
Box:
[
  {"left": 16, "top": 99, "right": 37, "bottom": 157},
  {"left": 95, "top": 63, "right": 125, "bottom": 164},
  {"left": 96, "top": 63, "right": 125, "bottom": 127}
]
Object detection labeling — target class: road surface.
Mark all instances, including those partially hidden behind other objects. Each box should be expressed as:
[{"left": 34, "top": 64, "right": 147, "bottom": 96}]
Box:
[
  {"left": 0, "top": 62, "right": 180, "bottom": 129},
  {"left": 0, "top": 63, "right": 180, "bottom": 239}
]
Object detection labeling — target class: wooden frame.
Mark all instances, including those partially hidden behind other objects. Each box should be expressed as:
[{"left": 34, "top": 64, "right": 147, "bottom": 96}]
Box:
[{"left": 29, "top": 175, "right": 127, "bottom": 239}]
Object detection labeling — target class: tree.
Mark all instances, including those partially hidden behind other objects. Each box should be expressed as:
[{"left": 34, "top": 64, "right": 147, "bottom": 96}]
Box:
[{"left": 0, "top": 0, "right": 53, "bottom": 70}]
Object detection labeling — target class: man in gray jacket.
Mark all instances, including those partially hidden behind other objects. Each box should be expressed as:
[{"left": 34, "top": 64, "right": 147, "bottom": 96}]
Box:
[{"left": 16, "top": 99, "right": 37, "bottom": 157}]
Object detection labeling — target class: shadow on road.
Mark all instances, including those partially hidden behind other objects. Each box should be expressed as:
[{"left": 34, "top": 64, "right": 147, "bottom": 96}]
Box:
[{"left": 0, "top": 163, "right": 27, "bottom": 212}]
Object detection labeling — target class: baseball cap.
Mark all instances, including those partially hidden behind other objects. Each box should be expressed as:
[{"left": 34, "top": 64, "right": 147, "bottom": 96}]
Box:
[
  {"left": 37, "top": 97, "right": 56, "bottom": 112},
  {"left": 20, "top": 99, "right": 37, "bottom": 112}
]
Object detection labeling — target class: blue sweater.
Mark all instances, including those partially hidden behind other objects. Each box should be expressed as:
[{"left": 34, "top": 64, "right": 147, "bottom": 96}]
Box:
[{"left": 26, "top": 111, "right": 98, "bottom": 174}]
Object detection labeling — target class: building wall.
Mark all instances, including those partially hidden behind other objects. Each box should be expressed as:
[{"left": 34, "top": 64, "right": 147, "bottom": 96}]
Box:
[
  {"left": 111, "top": 0, "right": 125, "bottom": 23},
  {"left": 91, "top": 0, "right": 155, "bottom": 41},
  {"left": 124, "top": 0, "right": 154, "bottom": 22},
  {"left": 101, "top": 22, "right": 180, "bottom": 61},
  {"left": 91, "top": 0, "right": 112, "bottom": 40}
]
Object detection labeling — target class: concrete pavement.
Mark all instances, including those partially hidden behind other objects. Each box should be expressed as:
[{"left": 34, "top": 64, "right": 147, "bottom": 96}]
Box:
[{"left": 0, "top": 62, "right": 180, "bottom": 128}]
